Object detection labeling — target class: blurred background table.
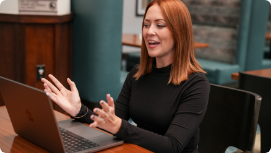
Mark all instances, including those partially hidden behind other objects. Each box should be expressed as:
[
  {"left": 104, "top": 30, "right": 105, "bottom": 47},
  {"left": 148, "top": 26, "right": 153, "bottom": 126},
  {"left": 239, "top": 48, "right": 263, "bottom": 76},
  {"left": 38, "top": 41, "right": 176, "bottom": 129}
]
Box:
[
  {"left": 265, "top": 32, "right": 271, "bottom": 40},
  {"left": 122, "top": 33, "right": 209, "bottom": 48},
  {"left": 231, "top": 68, "right": 271, "bottom": 80}
]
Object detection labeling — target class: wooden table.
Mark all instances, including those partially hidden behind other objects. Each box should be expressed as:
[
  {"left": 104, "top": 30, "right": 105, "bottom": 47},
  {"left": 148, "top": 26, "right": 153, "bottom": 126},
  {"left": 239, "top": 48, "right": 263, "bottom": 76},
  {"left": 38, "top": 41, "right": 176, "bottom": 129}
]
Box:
[
  {"left": 266, "top": 32, "right": 271, "bottom": 40},
  {"left": 231, "top": 68, "right": 271, "bottom": 80},
  {"left": 0, "top": 106, "right": 152, "bottom": 153},
  {"left": 122, "top": 33, "right": 209, "bottom": 48}
]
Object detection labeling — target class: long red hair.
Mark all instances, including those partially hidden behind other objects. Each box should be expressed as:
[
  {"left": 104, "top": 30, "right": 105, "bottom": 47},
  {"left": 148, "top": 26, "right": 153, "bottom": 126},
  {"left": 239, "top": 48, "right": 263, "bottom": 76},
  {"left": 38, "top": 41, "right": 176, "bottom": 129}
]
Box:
[{"left": 134, "top": 0, "right": 205, "bottom": 85}]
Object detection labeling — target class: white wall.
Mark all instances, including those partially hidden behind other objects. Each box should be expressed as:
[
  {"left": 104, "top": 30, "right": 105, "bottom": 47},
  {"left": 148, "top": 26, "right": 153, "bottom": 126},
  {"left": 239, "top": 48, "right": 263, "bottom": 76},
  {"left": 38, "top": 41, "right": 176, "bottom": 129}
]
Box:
[
  {"left": 58, "top": 0, "right": 71, "bottom": 15},
  {"left": 122, "top": 0, "right": 143, "bottom": 34},
  {"left": 0, "top": 0, "right": 70, "bottom": 15},
  {"left": 0, "top": 0, "right": 19, "bottom": 14},
  {"left": 122, "top": 0, "right": 143, "bottom": 53}
]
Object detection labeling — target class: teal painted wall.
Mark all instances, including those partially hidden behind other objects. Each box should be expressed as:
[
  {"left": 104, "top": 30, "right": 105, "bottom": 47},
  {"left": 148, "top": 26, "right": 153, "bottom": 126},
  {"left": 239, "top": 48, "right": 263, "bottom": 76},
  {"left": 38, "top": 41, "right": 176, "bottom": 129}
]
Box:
[
  {"left": 71, "top": 0, "right": 123, "bottom": 103},
  {"left": 235, "top": 0, "right": 253, "bottom": 70},
  {"left": 245, "top": 0, "right": 269, "bottom": 70}
]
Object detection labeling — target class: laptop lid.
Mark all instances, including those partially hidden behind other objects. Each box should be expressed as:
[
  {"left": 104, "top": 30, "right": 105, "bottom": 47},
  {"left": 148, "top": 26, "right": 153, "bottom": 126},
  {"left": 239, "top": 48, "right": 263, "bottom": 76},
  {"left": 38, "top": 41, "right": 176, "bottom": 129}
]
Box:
[
  {"left": 0, "top": 76, "right": 66, "bottom": 153},
  {"left": 0, "top": 76, "right": 123, "bottom": 153}
]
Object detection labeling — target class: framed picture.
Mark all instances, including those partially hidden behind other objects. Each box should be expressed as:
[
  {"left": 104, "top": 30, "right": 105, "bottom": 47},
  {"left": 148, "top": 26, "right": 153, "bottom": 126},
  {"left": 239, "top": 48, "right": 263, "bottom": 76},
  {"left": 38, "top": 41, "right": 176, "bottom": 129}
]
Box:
[{"left": 136, "top": 0, "right": 152, "bottom": 16}]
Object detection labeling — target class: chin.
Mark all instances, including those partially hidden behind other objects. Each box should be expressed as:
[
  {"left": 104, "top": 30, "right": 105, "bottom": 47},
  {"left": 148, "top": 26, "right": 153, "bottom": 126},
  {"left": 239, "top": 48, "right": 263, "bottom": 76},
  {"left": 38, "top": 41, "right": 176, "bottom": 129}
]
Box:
[
  {"left": 148, "top": 54, "right": 157, "bottom": 58},
  {"left": 147, "top": 51, "right": 159, "bottom": 58}
]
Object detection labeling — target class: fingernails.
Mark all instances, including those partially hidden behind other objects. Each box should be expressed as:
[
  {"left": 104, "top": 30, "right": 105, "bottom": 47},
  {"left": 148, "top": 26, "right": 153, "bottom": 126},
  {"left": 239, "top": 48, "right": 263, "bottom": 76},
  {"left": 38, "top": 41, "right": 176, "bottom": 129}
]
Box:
[
  {"left": 101, "top": 102, "right": 104, "bottom": 104},
  {"left": 108, "top": 94, "right": 110, "bottom": 97},
  {"left": 95, "top": 109, "right": 98, "bottom": 112},
  {"left": 92, "top": 116, "right": 95, "bottom": 119},
  {"left": 68, "top": 78, "right": 70, "bottom": 80}
]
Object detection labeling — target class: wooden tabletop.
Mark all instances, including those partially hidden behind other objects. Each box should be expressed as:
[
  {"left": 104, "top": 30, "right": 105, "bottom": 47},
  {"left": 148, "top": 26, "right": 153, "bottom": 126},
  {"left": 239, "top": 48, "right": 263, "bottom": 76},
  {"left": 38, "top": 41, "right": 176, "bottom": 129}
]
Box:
[
  {"left": 231, "top": 68, "right": 271, "bottom": 80},
  {"left": 122, "top": 33, "right": 209, "bottom": 48},
  {"left": 266, "top": 32, "right": 271, "bottom": 40},
  {"left": 0, "top": 106, "right": 152, "bottom": 153}
]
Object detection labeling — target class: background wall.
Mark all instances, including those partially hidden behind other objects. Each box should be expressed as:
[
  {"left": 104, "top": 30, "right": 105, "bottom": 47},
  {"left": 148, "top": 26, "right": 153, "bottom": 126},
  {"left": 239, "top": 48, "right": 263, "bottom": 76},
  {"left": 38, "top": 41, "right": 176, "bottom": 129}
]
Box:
[
  {"left": 0, "top": 0, "right": 70, "bottom": 15},
  {"left": 0, "top": 0, "right": 18, "bottom": 14},
  {"left": 72, "top": 0, "right": 123, "bottom": 103},
  {"left": 122, "top": 0, "right": 142, "bottom": 53}
]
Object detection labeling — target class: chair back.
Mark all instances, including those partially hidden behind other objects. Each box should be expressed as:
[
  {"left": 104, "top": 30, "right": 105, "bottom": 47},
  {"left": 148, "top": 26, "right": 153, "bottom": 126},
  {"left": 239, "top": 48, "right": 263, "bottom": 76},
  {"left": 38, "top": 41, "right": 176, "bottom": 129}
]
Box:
[
  {"left": 239, "top": 72, "right": 271, "bottom": 153},
  {"left": 198, "top": 84, "right": 261, "bottom": 153}
]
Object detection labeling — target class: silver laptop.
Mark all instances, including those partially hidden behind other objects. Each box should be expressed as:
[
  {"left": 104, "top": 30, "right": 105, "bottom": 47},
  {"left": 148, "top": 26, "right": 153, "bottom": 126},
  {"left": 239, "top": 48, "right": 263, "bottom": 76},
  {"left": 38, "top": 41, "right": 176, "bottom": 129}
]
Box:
[{"left": 0, "top": 76, "right": 123, "bottom": 153}]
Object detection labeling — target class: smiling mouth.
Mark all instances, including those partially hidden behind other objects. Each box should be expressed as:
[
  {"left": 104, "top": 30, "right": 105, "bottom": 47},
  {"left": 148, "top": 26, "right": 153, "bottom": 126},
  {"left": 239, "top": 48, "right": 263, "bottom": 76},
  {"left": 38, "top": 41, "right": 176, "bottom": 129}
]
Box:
[{"left": 148, "top": 40, "right": 160, "bottom": 45}]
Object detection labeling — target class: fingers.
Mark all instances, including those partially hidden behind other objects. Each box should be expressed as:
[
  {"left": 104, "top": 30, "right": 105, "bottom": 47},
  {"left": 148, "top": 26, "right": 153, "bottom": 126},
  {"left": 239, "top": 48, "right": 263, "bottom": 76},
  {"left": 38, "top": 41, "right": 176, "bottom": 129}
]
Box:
[
  {"left": 44, "top": 83, "right": 58, "bottom": 101},
  {"left": 100, "top": 100, "right": 110, "bottom": 113},
  {"left": 89, "top": 109, "right": 107, "bottom": 128},
  {"left": 44, "top": 83, "right": 54, "bottom": 95},
  {"left": 106, "top": 94, "right": 115, "bottom": 107},
  {"left": 41, "top": 78, "right": 60, "bottom": 95},
  {"left": 90, "top": 115, "right": 105, "bottom": 125},
  {"left": 89, "top": 94, "right": 115, "bottom": 129},
  {"left": 44, "top": 88, "right": 57, "bottom": 102},
  {"left": 89, "top": 122, "right": 98, "bottom": 128},
  {"left": 67, "top": 78, "right": 78, "bottom": 92},
  {"left": 48, "top": 74, "right": 66, "bottom": 91},
  {"left": 93, "top": 108, "right": 109, "bottom": 119}
]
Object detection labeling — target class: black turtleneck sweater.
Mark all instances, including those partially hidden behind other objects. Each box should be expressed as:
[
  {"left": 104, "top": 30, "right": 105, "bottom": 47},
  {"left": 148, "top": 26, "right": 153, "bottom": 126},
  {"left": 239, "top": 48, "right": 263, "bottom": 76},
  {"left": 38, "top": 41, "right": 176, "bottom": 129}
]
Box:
[{"left": 74, "top": 64, "right": 210, "bottom": 153}]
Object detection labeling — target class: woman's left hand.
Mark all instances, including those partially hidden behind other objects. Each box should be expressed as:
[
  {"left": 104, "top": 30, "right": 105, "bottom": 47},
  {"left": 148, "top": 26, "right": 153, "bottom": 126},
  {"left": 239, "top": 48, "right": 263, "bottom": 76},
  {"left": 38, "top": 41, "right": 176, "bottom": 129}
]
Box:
[{"left": 89, "top": 94, "right": 122, "bottom": 134}]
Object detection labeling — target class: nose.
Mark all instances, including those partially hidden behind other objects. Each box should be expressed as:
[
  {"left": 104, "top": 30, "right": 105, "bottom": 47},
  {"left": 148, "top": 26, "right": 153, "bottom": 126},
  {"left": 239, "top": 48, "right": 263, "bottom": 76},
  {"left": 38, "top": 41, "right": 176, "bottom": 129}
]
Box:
[{"left": 147, "top": 25, "right": 156, "bottom": 36}]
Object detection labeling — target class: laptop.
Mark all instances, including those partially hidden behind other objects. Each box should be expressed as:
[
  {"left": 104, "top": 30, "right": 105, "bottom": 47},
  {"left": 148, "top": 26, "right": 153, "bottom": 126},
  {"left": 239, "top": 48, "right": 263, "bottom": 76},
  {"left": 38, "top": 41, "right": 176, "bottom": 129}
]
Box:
[{"left": 0, "top": 76, "right": 123, "bottom": 153}]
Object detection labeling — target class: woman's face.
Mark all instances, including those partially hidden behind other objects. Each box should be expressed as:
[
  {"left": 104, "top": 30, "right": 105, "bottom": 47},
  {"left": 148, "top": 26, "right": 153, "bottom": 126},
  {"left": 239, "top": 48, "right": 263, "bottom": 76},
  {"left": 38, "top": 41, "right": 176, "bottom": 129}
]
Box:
[{"left": 143, "top": 4, "right": 175, "bottom": 63}]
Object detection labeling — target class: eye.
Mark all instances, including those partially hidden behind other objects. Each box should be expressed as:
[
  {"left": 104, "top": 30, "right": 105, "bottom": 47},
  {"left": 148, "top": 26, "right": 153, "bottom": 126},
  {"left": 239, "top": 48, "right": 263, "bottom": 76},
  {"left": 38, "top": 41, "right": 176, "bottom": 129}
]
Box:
[
  {"left": 157, "top": 25, "right": 166, "bottom": 28},
  {"left": 144, "top": 24, "right": 149, "bottom": 27}
]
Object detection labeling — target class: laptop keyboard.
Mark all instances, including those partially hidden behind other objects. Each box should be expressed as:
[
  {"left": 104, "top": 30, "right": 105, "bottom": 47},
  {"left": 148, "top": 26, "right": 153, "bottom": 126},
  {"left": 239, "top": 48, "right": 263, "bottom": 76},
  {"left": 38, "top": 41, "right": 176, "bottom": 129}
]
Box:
[{"left": 59, "top": 127, "right": 99, "bottom": 153}]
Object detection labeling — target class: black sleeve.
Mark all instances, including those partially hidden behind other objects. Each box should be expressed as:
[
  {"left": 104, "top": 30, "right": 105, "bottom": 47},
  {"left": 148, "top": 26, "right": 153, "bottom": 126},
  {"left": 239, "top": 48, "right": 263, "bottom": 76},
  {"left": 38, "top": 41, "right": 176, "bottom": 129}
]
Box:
[
  {"left": 71, "top": 103, "right": 94, "bottom": 124},
  {"left": 114, "top": 75, "right": 210, "bottom": 153}
]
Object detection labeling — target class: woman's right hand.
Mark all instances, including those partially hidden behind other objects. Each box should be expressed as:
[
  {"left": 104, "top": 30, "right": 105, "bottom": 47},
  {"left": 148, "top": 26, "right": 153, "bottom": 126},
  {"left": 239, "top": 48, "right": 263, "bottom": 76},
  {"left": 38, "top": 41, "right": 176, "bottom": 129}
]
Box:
[{"left": 41, "top": 74, "right": 81, "bottom": 117}]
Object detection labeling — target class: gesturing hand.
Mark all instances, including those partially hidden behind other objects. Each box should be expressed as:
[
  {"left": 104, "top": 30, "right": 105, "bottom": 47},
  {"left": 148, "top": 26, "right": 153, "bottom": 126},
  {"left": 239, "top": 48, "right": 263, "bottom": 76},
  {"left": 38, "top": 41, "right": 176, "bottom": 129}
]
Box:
[
  {"left": 89, "top": 94, "right": 122, "bottom": 134},
  {"left": 41, "top": 74, "right": 81, "bottom": 117}
]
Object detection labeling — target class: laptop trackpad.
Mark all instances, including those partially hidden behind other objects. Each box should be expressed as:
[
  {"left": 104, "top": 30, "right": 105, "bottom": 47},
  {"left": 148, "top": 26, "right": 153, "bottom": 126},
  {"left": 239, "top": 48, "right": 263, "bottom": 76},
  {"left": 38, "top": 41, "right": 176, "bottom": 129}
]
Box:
[{"left": 67, "top": 125, "right": 105, "bottom": 139}]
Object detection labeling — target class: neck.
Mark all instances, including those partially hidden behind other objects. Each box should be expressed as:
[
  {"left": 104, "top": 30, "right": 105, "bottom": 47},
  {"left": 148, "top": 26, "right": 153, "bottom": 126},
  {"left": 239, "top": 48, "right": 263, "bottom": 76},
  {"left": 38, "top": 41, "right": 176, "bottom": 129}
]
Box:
[{"left": 155, "top": 56, "right": 173, "bottom": 68}]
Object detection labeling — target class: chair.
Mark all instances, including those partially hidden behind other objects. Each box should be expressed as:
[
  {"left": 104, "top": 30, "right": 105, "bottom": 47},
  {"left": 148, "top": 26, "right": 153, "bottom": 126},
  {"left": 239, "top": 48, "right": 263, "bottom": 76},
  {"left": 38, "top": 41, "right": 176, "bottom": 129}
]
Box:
[
  {"left": 238, "top": 72, "right": 271, "bottom": 153},
  {"left": 198, "top": 84, "right": 261, "bottom": 153},
  {"left": 126, "top": 52, "right": 140, "bottom": 72}
]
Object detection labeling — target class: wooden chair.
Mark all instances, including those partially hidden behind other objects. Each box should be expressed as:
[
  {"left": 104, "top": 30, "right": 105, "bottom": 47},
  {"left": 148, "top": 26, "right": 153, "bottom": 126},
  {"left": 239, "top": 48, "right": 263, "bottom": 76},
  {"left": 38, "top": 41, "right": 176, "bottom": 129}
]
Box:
[
  {"left": 198, "top": 84, "right": 261, "bottom": 153},
  {"left": 239, "top": 72, "right": 271, "bottom": 153}
]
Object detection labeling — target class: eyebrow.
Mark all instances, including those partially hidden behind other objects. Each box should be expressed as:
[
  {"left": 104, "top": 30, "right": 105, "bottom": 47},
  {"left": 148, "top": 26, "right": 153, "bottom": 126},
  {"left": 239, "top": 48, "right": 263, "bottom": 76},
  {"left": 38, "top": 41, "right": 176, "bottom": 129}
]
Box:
[{"left": 144, "top": 19, "right": 166, "bottom": 22}]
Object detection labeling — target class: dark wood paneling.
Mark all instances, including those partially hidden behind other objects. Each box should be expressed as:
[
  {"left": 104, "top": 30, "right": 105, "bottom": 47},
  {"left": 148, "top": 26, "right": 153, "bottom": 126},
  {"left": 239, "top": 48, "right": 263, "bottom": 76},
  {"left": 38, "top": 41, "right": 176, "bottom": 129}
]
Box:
[
  {"left": 14, "top": 24, "right": 25, "bottom": 83},
  {"left": 0, "top": 23, "right": 16, "bottom": 80},
  {"left": 0, "top": 93, "right": 4, "bottom": 106},
  {"left": 0, "top": 14, "right": 73, "bottom": 114},
  {"left": 53, "top": 22, "right": 72, "bottom": 114},
  {"left": 54, "top": 22, "right": 72, "bottom": 87},
  {"left": 0, "top": 14, "right": 73, "bottom": 24},
  {"left": 24, "top": 24, "right": 55, "bottom": 90}
]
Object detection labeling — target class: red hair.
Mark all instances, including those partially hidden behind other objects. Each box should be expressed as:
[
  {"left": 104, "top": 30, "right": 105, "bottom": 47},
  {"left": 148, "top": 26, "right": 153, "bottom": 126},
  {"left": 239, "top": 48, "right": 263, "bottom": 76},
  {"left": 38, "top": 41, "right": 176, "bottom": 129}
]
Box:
[{"left": 134, "top": 0, "right": 205, "bottom": 85}]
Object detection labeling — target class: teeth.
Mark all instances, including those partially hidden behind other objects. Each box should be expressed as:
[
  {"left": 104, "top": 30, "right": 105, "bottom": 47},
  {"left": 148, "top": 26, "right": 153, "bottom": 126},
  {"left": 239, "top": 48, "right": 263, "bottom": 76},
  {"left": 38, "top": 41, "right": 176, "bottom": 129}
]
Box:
[{"left": 148, "top": 41, "right": 156, "bottom": 43}]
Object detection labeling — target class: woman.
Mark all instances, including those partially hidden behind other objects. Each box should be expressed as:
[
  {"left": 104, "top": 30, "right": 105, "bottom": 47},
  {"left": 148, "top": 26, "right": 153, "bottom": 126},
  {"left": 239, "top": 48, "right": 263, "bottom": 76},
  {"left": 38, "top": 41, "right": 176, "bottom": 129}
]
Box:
[{"left": 42, "top": 0, "right": 210, "bottom": 152}]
